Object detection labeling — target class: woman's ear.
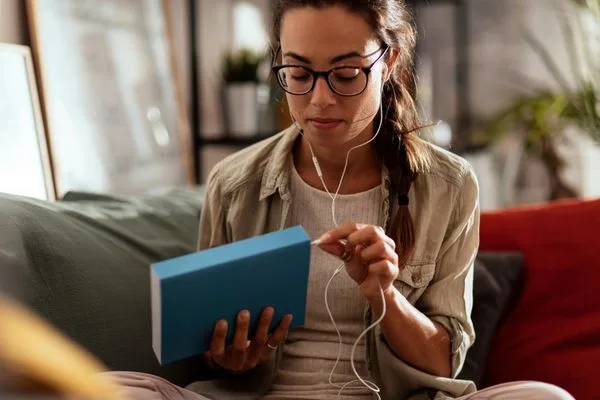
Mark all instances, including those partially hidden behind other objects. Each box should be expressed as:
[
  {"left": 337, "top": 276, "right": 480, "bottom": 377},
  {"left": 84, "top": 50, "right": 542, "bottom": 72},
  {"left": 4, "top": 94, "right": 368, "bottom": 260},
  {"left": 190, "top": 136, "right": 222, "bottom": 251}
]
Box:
[{"left": 383, "top": 48, "right": 400, "bottom": 82}]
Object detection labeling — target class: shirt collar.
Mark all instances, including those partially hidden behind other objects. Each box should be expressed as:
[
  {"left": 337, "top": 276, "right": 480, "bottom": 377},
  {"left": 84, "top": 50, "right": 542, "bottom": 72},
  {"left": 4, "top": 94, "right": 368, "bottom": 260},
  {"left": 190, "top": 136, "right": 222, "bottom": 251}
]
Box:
[{"left": 259, "top": 125, "right": 392, "bottom": 203}]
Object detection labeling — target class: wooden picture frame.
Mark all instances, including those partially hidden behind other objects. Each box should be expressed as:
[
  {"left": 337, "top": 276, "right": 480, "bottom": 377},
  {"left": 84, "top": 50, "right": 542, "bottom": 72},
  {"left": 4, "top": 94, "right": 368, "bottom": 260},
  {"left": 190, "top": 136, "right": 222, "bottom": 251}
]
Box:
[
  {"left": 0, "top": 43, "right": 56, "bottom": 200},
  {"left": 26, "top": 0, "right": 195, "bottom": 198}
]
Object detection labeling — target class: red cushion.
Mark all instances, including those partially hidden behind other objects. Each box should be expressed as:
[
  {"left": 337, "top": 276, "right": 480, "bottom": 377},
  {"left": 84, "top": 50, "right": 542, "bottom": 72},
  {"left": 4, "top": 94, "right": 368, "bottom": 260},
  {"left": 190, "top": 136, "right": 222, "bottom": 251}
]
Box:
[{"left": 480, "top": 198, "right": 600, "bottom": 400}]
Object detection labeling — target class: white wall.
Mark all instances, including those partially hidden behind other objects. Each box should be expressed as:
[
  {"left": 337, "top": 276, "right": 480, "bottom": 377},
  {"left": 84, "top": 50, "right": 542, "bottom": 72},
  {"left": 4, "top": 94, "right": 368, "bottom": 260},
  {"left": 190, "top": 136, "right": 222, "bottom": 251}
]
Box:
[
  {"left": 0, "top": 0, "right": 273, "bottom": 185},
  {"left": 0, "top": 0, "right": 198, "bottom": 184},
  {"left": 0, "top": 0, "right": 190, "bottom": 82},
  {"left": 3, "top": 0, "right": 597, "bottom": 194}
]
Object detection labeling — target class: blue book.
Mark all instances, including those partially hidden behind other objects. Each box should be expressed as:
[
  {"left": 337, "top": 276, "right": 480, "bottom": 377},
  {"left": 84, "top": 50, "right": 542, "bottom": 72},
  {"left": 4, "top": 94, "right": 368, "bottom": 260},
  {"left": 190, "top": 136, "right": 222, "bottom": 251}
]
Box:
[{"left": 150, "top": 225, "right": 311, "bottom": 365}]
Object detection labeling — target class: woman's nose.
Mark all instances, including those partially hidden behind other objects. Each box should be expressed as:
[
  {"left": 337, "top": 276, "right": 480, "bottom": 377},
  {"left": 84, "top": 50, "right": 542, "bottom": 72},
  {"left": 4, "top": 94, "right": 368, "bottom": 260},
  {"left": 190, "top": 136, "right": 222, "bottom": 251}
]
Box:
[{"left": 310, "top": 77, "right": 336, "bottom": 108}]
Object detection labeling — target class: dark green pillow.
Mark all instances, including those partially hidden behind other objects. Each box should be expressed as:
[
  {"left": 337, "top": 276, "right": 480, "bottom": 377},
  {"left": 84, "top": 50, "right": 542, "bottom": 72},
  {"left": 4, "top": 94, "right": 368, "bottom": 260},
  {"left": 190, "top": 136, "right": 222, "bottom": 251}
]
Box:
[{"left": 0, "top": 188, "right": 209, "bottom": 386}]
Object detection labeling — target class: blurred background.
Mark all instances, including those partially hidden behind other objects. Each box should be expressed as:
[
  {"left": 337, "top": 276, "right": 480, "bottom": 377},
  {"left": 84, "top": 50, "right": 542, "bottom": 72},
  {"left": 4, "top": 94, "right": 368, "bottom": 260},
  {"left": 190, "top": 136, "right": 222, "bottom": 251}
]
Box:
[{"left": 1, "top": 0, "right": 599, "bottom": 209}]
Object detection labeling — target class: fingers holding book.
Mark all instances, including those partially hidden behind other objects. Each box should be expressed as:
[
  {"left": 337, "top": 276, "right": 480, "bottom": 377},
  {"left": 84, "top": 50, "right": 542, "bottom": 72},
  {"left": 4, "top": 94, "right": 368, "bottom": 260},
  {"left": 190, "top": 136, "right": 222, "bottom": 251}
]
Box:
[{"left": 206, "top": 307, "right": 293, "bottom": 373}]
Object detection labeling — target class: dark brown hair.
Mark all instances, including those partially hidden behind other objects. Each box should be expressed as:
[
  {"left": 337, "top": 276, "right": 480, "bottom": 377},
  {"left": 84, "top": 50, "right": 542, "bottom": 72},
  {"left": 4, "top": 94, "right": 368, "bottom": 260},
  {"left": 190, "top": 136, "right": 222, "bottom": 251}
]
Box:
[{"left": 273, "top": 0, "right": 432, "bottom": 267}]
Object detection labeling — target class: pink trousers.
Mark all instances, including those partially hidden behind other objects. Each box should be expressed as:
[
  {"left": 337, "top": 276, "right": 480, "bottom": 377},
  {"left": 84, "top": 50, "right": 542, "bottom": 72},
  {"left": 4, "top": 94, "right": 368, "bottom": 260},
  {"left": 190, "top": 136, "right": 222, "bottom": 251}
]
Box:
[{"left": 103, "top": 371, "right": 575, "bottom": 400}]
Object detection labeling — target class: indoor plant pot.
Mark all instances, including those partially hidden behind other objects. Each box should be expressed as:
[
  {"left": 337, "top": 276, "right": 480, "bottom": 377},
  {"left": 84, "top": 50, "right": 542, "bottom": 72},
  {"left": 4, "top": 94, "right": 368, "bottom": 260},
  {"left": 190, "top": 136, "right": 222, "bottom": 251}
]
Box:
[{"left": 222, "top": 49, "right": 268, "bottom": 137}]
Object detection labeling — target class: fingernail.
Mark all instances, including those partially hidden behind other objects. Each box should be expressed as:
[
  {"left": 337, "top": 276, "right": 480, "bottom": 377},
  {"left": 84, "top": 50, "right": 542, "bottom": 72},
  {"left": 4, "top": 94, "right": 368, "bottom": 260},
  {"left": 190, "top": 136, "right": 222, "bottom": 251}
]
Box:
[
  {"left": 318, "top": 233, "right": 331, "bottom": 243},
  {"left": 239, "top": 310, "right": 250, "bottom": 320},
  {"left": 218, "top": 320, "right": 228, "bottom": 330}
]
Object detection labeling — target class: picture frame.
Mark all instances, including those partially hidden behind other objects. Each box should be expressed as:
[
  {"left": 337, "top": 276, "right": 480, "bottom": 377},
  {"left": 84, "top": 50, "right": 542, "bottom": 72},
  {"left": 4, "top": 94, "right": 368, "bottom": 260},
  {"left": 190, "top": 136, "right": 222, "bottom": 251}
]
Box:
[
  {"left": 26, "top": 0, "right": 195, "bottom": 198},
  {"left": 0, "top": 43, "right": 56, "bottom": 201}
]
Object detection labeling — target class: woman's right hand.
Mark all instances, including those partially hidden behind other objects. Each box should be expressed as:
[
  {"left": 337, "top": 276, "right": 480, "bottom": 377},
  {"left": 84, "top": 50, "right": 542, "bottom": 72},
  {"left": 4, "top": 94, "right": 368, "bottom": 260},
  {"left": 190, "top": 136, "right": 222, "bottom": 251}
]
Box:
[{"left": 204, "top": 307, "right": 293, "bottom": 373}]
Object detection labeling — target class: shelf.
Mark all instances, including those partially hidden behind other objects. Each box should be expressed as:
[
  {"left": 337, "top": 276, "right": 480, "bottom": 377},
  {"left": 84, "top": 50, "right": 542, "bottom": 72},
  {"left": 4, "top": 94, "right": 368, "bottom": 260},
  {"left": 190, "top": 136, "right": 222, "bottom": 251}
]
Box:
[{"left": 197, "top": 134, "right": 275, "bottom": 147}]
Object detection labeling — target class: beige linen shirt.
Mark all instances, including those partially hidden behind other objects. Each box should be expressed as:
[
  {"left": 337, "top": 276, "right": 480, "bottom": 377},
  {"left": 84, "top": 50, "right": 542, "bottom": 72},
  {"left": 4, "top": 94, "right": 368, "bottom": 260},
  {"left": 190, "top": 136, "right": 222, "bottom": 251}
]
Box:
[{"left": 195, "top": 126, "right": 480, "bottom": 400}]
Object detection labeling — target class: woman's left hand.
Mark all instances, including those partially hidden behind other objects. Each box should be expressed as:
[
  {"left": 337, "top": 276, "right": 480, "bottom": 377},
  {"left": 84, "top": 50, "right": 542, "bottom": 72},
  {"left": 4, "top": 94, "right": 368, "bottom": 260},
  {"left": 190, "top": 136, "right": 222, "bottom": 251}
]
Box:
[{"left": 317, "top": 223, "right": 399, "bottom": 301}]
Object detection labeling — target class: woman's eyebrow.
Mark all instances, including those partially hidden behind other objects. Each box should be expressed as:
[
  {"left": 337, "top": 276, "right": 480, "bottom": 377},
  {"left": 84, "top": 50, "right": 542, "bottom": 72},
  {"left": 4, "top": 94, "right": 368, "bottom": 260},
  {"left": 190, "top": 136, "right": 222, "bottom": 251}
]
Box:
[
  {"left": 330, "top": 51, "right": 362, "bottom": 64},
  {"left": 282, "top": 50, "right": 363, "bottom": 65},
  {"left": 283, "top": 51, "right": 311, "bottom": 64}
]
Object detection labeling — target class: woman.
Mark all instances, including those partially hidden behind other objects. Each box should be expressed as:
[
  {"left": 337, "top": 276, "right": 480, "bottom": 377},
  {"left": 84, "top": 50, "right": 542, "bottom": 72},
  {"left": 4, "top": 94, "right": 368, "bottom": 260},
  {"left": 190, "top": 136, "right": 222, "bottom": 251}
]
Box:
[{"left": 106, "top": 1, "right": 574, "bottom": 399}]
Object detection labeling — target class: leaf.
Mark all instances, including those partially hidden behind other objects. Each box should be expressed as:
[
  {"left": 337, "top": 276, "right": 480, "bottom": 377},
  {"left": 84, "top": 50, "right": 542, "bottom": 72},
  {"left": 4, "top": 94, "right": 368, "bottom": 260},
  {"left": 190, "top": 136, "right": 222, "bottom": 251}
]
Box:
[
  {"left": 556, "top": 2, "right": 586, "bottom": 90},
  {"left": 475, "top": 0, "right": 600, "bottom": 149},
  {"left": 521, "top": 27, "right": 572, "bottom": 92},
  {"left": 500, "top": 67, "right": 556, "bottom": 95}
]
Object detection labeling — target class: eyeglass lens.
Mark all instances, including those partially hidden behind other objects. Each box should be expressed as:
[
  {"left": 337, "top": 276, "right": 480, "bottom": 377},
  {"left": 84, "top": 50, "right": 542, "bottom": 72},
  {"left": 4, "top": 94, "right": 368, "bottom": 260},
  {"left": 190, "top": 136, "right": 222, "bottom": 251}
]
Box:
[{"left": 276, "top": 66, "right": 368, "bottom": 96}]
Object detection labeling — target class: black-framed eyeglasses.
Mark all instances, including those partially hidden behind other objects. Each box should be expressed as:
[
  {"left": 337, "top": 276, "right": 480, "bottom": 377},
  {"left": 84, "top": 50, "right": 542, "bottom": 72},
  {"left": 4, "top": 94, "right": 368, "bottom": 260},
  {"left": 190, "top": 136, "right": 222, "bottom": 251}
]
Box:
[{"left": 272, "top": 46, "right": 389, "bottom": 97}]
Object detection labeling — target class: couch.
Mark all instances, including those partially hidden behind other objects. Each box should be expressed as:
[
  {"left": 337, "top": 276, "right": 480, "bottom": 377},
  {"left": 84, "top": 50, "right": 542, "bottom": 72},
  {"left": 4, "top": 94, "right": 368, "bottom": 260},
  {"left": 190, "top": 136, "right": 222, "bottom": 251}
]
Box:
[{"left": 0, "top": 189, "right": 597, "bottom": 399}]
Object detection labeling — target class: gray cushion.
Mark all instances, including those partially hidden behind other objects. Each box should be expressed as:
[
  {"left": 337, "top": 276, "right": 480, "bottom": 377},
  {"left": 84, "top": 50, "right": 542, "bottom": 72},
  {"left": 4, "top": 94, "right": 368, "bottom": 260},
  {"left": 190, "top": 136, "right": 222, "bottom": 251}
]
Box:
[
  {"left": 457, "top": 252, "right": 524, "bottom": 386},
  {"left": 0, "top": 188, "right": 209, "bottom": 386}
]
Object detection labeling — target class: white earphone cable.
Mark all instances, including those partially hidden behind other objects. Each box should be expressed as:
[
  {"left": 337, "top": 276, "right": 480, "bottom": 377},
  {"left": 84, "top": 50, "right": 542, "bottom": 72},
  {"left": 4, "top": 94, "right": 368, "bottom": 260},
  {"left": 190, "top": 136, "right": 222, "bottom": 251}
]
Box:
[{"left": 298, "top": 99, "right": 387, "bottom": 399}]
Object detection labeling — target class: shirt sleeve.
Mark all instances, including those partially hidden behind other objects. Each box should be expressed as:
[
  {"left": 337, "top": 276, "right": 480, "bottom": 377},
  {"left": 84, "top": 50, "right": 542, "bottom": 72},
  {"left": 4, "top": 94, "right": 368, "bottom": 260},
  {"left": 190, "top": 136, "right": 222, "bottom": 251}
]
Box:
[
  {"left": 197, "top": 166, "right": 229, "bottom": 251},
  {"left": 373, "top": 164, "right": 480, "bottom": 399},
  {"left": 419, "top": 164, "right": 479, "bottom": 377}
]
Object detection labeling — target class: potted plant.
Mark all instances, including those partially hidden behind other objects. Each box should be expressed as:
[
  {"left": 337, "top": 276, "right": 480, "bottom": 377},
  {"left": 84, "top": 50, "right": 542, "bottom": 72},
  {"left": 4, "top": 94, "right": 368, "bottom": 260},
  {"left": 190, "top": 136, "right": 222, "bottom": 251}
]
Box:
[
  {"left": 221, "top": 48, "right": 271, "bottom": 137},
  {"left": 473, "top": 0, "right": 599, "bottom": 204}
]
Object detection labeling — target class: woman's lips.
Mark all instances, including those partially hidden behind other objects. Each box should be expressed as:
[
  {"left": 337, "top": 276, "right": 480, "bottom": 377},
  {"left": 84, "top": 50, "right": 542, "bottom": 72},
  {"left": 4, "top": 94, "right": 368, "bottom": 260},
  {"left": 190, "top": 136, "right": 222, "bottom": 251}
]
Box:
[{"left": 308, "top": 118, "right": 343, "bottom": 130}]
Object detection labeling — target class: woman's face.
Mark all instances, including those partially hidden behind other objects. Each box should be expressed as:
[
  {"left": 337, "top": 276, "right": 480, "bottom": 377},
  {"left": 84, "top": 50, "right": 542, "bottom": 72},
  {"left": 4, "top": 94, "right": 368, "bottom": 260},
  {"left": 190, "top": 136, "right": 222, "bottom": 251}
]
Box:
[{"left": 279, "top": 5, "right": 395, "bottom": 146}]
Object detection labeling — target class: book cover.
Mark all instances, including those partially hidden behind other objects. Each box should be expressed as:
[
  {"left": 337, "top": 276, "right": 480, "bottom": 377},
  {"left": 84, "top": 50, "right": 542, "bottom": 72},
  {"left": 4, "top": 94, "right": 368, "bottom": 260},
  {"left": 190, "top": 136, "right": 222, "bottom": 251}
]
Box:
[{"left": 151, "top": 225, "right": 311, "bottom": 365}]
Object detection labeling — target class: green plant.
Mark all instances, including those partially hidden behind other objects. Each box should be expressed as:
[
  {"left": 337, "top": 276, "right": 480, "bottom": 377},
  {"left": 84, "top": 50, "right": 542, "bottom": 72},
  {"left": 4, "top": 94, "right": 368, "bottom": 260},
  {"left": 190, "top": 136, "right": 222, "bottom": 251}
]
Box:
[
  {"left": 518, "top": 0, "right": 599, "bottom": 142},
  {"left": 480, "top": 90, "right": 590, "bottom": 199},
  {"left": 483, "top": 86, "right": 599, "bottom": 152},
  {"left": 476, "top": 0, "right": 600, "bottom": 199},
  {"left": 222, "top": 48, "right": 263, "bottom": 83}
]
